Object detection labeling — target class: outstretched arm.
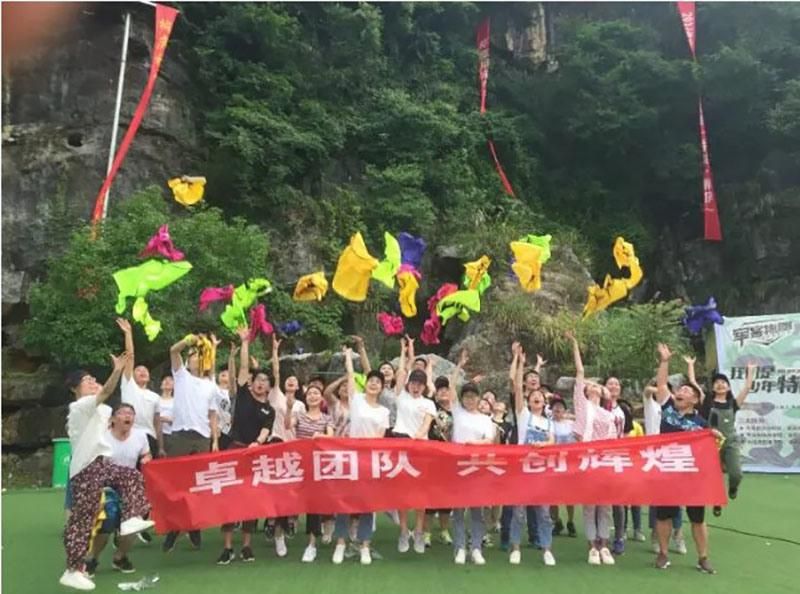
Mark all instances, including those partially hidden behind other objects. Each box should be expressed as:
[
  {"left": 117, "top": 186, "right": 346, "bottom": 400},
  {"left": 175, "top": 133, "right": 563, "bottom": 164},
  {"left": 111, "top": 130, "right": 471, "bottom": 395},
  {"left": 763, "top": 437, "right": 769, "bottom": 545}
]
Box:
[
  {"left": 236, "top": 327, "right": 251, "bottom": 387},
  {"left": 116, "top": 318, "right": 135, "bottom": 380},
  {"left": 344, "top": 347, "right": 357, "bottom": 399},
  {"left": 509, "top": 341, "right": 520, "bottom": 384},
  {"left": 514, "top": 350, "right": 526, "bottom": 415},
  {"left": 683, "top": 355, "right": 705, "bottom": 403},
  {"left": 655, "top": 344, "right": 673, "bottom": 405},
  {"left": 736, "top": 363, "right": 757, "bottom": 407},
  {"left": 449, "top": 349, "right": 469, "bottom": 408},
  {"left": 97, "top": 352, "right": 131, "bottom": 404},
  {"left": 395, "top": 337, "right": 408, "bottom": 395},
  {"left": 566, "top": 331, "right": 583, "bottom": 382},
  {"left": 425, "top": 356, "right": 436, "bottom": 397},
  {"left": 324, "top": 375, "right": 346, "bottom": 406},
  {"left": 534, "top": 352, "right": 547, "bottom": 375},
  {"left": 353, "top": 336, "right": 371, "bottom": 374},
  {"left": 170, "top": 335, "right": 196, "bottom": 373},
  {"left": 405, "top": 335, "right": 415, "bottom": 373},
  {"left": 271, "top": 334, "right": 282, "bottom": 391}
]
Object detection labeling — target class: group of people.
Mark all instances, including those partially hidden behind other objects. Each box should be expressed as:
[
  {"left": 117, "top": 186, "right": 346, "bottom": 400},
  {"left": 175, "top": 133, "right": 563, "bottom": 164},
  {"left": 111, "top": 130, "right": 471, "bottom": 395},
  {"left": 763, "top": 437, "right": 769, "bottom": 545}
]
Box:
[{"left": 59, "top": 319, "right": 755, "bottom": 590}]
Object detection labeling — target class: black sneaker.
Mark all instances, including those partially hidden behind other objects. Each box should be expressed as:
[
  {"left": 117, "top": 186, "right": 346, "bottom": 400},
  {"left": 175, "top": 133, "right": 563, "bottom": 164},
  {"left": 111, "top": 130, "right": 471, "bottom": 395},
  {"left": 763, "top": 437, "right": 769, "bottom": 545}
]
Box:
[
  {"left": 162, "top": 531, "right": 179, "bottom": 553},
  {"left": 553, "top": 518, "right": 564, "bottom": 536},
  {"left": 264, "top": 522, "right": 275, "bottom": 542},
  {"left": 713, "top": 506, "right": 722, "bottom": 517},
  {"left": 728, "top": 487, "right": 738, "bottom": 500},
  {"left": 112, "top": 556, "right": 135, "bottom": 573},
  {"left": 287, "top": 519, "right": 297, "bottom": 538},
  {"left": 84, "top": 558, "right": 98, "bottom": 578},
  {"left": 217, "top": 548, "right": 235, "bottom": 565},
  {"left": 137, "top": 531, "right": 153, "bottom": 544},
  {"left": 567, "top": 521, "right": 577, "bottom": 537},
  {"left": 188, "top": 530, "right": 202, "bottom": 549},
  {"left": 240, "top": 546, "right": 255, "bottom": 562}
]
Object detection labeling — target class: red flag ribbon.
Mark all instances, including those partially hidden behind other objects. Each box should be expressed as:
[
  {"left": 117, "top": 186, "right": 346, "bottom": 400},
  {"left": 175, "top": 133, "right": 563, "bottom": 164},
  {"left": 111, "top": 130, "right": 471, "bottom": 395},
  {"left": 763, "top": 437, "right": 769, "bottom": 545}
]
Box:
[
  {"left": 677, "top": 2, "right": 722, "bottom": 241},
  {"left": 91, "top": 5, "right": 179, "bottom": 223},
  {"left": 487, "top": 140, "right": 516, "bottom": 198},
  {"left": 698, "top": 100, "right": 722, "bottom": 240},
  {"left": 144, "top": 431, "right": 725, "bottom": 532}
]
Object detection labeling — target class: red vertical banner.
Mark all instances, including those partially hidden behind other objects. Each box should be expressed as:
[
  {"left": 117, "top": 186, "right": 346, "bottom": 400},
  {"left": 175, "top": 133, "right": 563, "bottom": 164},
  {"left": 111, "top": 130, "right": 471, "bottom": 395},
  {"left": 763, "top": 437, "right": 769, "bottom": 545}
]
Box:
[
  {"left": 677, "top": 1, "right": 696, "bottom": 59},
  {"left": 698, "top": 100, "right": 722, "bottom": 240},
  {"left": 476, "top": 18, "right": 516, "bottom": 198},
  {"left": 677, "top": 1, "right": 722, "bottom": 241},
  {"left": 477, "top": 18, "right": 490, "bottom": 114},
  {"left": 91, "top": 4, "right": 179, "bottom": 223}
]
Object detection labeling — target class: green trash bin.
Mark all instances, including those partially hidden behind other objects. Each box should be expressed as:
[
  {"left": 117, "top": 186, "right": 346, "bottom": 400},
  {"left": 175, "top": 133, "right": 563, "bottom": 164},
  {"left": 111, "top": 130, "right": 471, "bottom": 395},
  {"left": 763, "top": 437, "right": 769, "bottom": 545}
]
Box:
[{"left": 52, "top": 438, "right": 71, "bottom": 488}]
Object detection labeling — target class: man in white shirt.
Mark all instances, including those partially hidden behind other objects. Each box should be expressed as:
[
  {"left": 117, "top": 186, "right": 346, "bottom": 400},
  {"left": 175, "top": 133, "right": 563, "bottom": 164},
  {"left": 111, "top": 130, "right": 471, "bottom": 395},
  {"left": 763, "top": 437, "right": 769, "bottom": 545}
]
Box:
[
  {"left": 59, "top": 353, "right": 153, "bottom": 592},
  {"left": 84, "top": 404, "right": 152, "bottom": 577},
  {"left": 162, "top": 334, "right": 219, "bottom": 553},
  {"left": 117, "top": 319, "right": 164, "bottom": 458}
]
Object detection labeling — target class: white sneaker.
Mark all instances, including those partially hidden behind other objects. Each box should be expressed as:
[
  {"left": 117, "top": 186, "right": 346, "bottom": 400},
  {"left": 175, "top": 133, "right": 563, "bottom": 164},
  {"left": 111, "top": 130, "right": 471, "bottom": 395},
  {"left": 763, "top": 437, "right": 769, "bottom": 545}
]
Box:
[
  {"left": 59, "top": 570, "right": 96, "bottom": 591},
  {"left": 119, "top": 517, "right": 155, "bottom": 537},
  {"left": 599, "top": 547, "right": 615, "bottom": 565},
  {"left": 440, "top": 529, "right": 453, "bottom": 545},
  {"left": 470, "top": 549, "right": 486, "bottom": 565},
  {"left": 454, "top": 548, "right": 466, "bottom": 565},
  {"left": 633, "top": 530, "right": 647, "bottom": 542},
  {"left": 588, "top": 548, "right": 601, "bottom": 565},
  {"left": 671, "top": 534, "right": 688, "bottom": 555},
  {"left": 332, "top": 543, "right": 346, "bottom": 565},
  {"left": 543, "top": 550, "right": 556, "bottom": 566},
  {"left": 413, "top": 532, "right": 425, "bottom": 554},
  {"left": 321, "top": 533, "right": 332, "bottom": 545},
  {"left": 302, "top": 545, "right": 317, "bottom": 563},
  {"left": 275, "top": 535, "right": 288, "bottom": 557},
  {"left": 360, "top": 547, "right": 372, "bottom": 565},
  {"left": 398, "top": 531, "right": 410, "bottom": 553},
  {"left": 509, "top": 550, "right": 521, "bottom": 565}
]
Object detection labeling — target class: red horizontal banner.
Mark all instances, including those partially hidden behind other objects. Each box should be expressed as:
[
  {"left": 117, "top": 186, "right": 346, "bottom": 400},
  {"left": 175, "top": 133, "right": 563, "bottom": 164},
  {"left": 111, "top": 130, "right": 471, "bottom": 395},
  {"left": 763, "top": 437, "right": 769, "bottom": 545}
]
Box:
[{"left": 144, "top": 431, "right": 725, "bottom": 533}]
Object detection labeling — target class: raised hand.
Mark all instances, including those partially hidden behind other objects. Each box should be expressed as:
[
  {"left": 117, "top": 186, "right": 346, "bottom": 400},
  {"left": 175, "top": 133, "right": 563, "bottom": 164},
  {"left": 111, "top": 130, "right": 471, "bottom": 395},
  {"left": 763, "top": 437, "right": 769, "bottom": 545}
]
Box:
[
  {"left": 683, "top": 355, "right": 697, "bottom": 366},
  {"left": 116, "top": 318, "right": 132, "bottom": 334},
  {"left": 272, "top": 333, "right": 282, "bottom": 351},
  {"left": 235, "top": 326, "right": 250, "bottom": 341},
  {"left": 564, "top": 330, "right": 576, "bottom": 342},
  {"left": 210, "top": 333, "right": 222, "bottom": 348},
  {"left": 111, "top": 351, "right": 131, "bottom": 371},
  {"left": 511, "top": 341, "right": 521, "bottom": 356},
  {"left": 458, "top": 349, "right": 469, "bottom": 368},
  {"left": 657, "top": 343, "right": 672, "bottom": 362},
  {"left": 536, "top": 353, "right": 547, "bottom": 368}
]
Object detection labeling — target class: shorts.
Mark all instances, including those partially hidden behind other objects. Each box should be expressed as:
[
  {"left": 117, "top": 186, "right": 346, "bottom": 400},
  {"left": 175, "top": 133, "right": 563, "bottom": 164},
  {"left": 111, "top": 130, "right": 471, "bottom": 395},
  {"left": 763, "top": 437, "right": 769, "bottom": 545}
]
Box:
[
  {"left": 426, "top": 508, "right": 452, "bottom": 515},
  {"left": 655, "top": 506, "right": 705, "bottom": 524},
  {"left": 388, "top": 431, "right": 410, "bottom": 439}
]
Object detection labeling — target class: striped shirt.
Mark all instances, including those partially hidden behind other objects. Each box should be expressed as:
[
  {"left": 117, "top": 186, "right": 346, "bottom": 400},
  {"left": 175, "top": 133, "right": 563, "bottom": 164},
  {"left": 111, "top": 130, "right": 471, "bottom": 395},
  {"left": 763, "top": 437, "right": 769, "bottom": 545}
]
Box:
[{"left": 294, "top": 411, "right": 333, "bottom": 440}]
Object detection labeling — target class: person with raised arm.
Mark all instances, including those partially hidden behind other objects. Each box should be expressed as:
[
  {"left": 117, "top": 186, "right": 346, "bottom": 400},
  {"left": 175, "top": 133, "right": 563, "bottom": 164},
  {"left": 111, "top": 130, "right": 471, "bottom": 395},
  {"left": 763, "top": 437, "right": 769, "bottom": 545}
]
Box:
[
  {"left": 162, "top": 333, "right": 219, "bottom": 553},
  {"left": 59, "top": 352, "right": 153, "bottom": 591},
  {"left": 392, "top": 339, "right": 436, "bottom": 555},
  {"left": 289, "top": 383, "right": 334, "bottom": 563},
  {"left": 331, "top": 346, "right": 391, "bottom": 566},
  {"left": 448, "top": 349, "right": 497, "bottom": 566},
  {"left": 116, "top": 318, "right": 164, "bottom": 458},
  {"left": 698, "top": 357, "right": 756, "bottom": 516},
  {"left": 216, "top": 326, "right": 277, "bottom": 566},
  {"left": 652, "top": 344, "right": 722, "bottom": 574},
  {"left": 508, "top": 349, "right": 557, "bottom": 567},
  {"left": 567, "top": 331, "right": 617, "bottom": 567}
]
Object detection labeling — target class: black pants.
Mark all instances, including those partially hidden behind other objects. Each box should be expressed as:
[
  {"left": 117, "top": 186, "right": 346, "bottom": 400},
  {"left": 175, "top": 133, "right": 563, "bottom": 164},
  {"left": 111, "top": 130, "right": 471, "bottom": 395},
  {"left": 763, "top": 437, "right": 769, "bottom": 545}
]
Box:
[{"left": 306, "top": 514, "right": 322, "bottom": 537}]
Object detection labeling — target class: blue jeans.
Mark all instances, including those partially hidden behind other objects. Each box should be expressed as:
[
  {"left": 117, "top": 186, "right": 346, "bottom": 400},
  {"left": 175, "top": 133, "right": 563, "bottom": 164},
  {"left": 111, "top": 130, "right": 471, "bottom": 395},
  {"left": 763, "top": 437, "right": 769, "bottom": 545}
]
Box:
[
  {"left": 453, "top": 508, "right": 484, "bottom": 551},
  {"left": 648, "top": 506, "right": 682, "bottom": 530},
  {"left": 511, "top": 505, "right": 552, "bottom": 548},
  {"left": 527, "top": 506, "right": 539, "bottom": 545},
  {"left": 333, "top": 513, "right": 373, "bottom": 543}
]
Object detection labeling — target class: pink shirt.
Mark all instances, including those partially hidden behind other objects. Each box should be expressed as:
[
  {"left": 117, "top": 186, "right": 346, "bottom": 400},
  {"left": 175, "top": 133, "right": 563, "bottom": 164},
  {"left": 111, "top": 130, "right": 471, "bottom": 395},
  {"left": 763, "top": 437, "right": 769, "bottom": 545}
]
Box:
[{"left": 573, "top": 380, "right": 617, "bottom": 442}]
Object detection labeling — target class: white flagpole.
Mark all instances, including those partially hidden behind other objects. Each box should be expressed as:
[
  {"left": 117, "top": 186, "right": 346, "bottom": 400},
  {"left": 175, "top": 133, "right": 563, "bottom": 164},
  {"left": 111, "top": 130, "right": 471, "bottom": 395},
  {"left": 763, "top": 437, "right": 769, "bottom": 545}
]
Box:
[{"left": 102, "top": 11, "right": 131, "bottom": 221}]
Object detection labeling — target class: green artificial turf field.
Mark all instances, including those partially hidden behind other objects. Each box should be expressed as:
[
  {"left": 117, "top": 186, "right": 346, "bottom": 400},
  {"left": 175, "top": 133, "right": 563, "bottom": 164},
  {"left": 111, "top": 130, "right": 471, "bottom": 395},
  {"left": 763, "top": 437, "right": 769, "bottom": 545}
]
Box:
[{"left": 3, "top": 474, "right": 798, "bottom": 594}]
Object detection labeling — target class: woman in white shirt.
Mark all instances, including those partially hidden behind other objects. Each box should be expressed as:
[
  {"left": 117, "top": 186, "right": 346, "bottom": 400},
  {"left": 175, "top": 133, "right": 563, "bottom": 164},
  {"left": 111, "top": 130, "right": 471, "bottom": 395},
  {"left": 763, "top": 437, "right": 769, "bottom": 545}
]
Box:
[
  {"left": 448, "top": 350, "right": 497, "bottom": 566},
  {"left": 331, "top": 347, "right": 391, "bottom": 566},
  {"left": 159, "top": 374, "right": 174, "bottom": 440},
  {"left": 59, "top": 352, "right": 153, "bottom": 592}
]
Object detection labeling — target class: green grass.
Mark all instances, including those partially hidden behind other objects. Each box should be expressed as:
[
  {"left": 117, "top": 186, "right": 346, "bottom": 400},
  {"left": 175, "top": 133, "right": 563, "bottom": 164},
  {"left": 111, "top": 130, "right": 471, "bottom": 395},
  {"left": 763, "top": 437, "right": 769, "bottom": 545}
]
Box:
[{"left": 3, "top": 475, "right": 799, "bottom": 594}]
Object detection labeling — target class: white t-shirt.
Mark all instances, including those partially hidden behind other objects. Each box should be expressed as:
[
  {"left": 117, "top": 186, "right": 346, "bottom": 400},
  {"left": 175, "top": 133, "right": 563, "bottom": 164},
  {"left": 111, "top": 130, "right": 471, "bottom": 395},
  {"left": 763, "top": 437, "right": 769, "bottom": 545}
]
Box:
[
  {"left": 610, "top": 403, "right": 626, "bottom": 438},
  {"left": 553, "top": 419, "right": 576, "bottom": 444},
  {"left": 643, "top": 395, "right": 662, "bottom": 435},
  {"left": 108, "top": 427, "right": 150, "bottom": 469},
  {"left": 214, "top": 387, "right": 232, "bottom": 436},
  {"left": 452, "top": 404, "right": 496, "bottom": 444},
  {"left": 159, "top": 397, "right": 174, "bottom": 435},
  {"left": 67, "top": 395, "right": 113, "bottom": 478},
  {"left": 120, "top": 376, "right": 160, "bottom": 438},
  {"left": 349, "top": 392, "right": 390, "bottom": 438},
  {"left": 392, "top": 391, "right": 436, "bottom": 438},
  {"left": 269, "top": 388, "right": 307, "bottom": 442},
  {"left": 171, "top": 366, "right": 218, "bottom": 438}
]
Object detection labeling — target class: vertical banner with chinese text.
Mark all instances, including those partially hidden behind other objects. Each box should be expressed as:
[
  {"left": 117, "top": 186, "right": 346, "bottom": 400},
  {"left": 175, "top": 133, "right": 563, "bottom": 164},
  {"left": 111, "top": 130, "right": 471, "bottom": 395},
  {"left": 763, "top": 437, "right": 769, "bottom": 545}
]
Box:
[
  {"left": 715, "top": 313, "right": 800, "bottom": 473},
  {"left": 145, "top": 432, "right": 724, "bottom": 532},
  {"left": 91, "top": 4, "right": 179, "bottom": 223}
]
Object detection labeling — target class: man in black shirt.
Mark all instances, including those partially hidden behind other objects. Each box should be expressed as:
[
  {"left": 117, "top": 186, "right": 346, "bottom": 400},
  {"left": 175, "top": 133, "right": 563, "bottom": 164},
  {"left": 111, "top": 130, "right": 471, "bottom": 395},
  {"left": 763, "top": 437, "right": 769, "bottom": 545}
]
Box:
[{"left": 217, "top": 327, "right": 277, "bottom": 566}]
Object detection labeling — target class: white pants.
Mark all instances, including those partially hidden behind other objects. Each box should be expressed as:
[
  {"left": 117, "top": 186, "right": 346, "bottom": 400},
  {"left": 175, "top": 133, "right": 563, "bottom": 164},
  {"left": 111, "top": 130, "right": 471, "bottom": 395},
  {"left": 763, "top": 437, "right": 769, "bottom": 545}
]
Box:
[{"left": 583, "top": 505, "right": 612, "bottom": 542}]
